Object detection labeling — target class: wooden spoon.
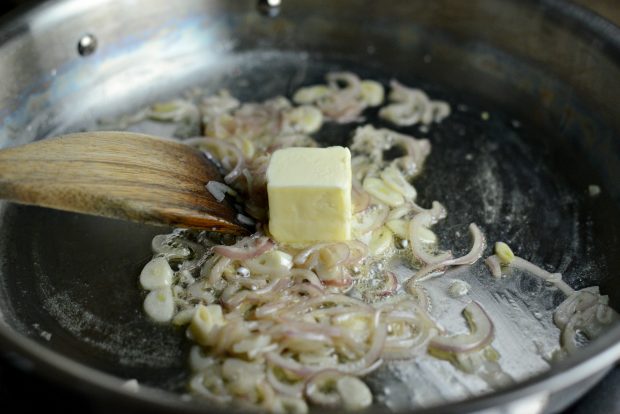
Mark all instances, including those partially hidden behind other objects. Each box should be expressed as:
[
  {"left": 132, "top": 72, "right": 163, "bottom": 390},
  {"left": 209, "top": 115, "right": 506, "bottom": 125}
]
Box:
[{"left": 0, "top": 131, "right": 250, "bottom": 234}]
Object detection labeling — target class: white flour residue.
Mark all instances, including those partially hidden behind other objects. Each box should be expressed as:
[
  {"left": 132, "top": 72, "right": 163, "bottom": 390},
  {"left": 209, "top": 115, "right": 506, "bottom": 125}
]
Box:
[
  {"left": 40, "top": 289, "right": 182, "bottom": 367},
  {"left": 476, "top": 154, "right": 503, "bottom": 225}
]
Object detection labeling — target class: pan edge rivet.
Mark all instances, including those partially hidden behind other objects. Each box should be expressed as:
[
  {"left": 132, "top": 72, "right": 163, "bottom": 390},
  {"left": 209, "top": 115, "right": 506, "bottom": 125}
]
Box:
[
  {"left": 77, "top": 33, "right": 98, "bottom": 57},
  {"left": 257, "top": 0, "right": 281, "bottom": 17}
]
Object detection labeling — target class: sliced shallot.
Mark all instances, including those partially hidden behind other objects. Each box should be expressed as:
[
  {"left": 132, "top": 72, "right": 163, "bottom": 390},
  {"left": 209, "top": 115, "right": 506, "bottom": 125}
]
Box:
[
  {"left": 214, "top": 236, "right": 274, "bottom": 261},
  {"left": 352, "top": 181, "right": 371, "bottom": 213},
  {"left": 509, "top": 256, "right": 574, "bottom": 296},
  {"left": 430, "top": 301, "right": 494, "bottom": 354},
  {"left": 413, "top": 223, "right": 485, "bottom": 281},
  {"left": 266, "top": 364, "right": 304, "bottom": 398},
  {"left": 484, "top": 254, "right": 502, "bottom": 278},
  {"left": 409, "top": 201, "right": 452, "bottom": 265},
  {"left": 305, "top": 369, "right": 374, "bottom": 410},
  {"left": 352, "top": 203, "right": 389, "bottom": 235}
]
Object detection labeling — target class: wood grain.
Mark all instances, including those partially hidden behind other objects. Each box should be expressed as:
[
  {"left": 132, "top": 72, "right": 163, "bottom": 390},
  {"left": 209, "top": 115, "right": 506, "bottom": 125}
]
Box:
[{"left": 0, "top": 132, "right": 250, "bottom": 234}]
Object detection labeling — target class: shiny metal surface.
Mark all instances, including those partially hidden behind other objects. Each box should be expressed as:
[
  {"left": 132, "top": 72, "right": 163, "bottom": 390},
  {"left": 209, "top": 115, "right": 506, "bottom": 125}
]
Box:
[
  {"left": 0, "top": 0, "right": 619, "bottom": 413},
  {"left": 76, "top": 33, "right": 97, "bottom": 56}
]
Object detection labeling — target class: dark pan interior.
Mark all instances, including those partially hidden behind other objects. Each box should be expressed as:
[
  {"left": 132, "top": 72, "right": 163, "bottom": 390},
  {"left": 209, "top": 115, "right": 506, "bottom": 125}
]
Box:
[{"left": 0, "top": 0, "right": 619, "bottom": 412}]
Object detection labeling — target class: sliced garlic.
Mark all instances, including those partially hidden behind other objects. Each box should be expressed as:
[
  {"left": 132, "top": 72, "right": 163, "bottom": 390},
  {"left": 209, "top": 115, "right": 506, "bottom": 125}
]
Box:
[
  {"left": 410, "top": 222, "right": 438, "bottom": 244},
  {"left": 222, "top": 358, "right": 264, "bottom": 395},
  {"left": 409, "top": 216, "right": 449, "bottom": 265},
  {"left": 189, "top": 345, "right": 216, "bottom": 372},
  {"left": 172, "top": 306, "right": 196, "bottom": 326},
  {"left": 495, "top": 241, "right": 515, "bottom": 265},
  {"left": 336, "top": 376, "right": 373, "bottom": 410},
  {"left": 387, "top": 204, "right": 413, "bottom": 221},
  {"left": 386, "top": 219, "right": 409, "bottom": 239},
  {"left": 262, "top": 250, "right": 294, "bottom": 269},
  {"left": 140, "top": 257, "right": 173, "bottom": 290},
  {"left": 352, "top": 203, "right": 389, "bottom": 235},
  {"left": 189, "top": 304, "right": 226, "bottom": 346},
  {"left": 245, "top": 250, "right": 293, "bottom": 277},
  {"left": 380, "top": 165, "right": 417, "bottom": 200},
  {"left": 143, "top": 287, "right": 175, "bottom": 322},
  {"left": 351, "top": 155, "right": 377, "bottom": 182},
  {"left": 293, "top": 85, "right": 331, "bottom": 104},
  {"left": 332, "top": 314, "right": 371, "bottom": 342},
  {"left": 240, "top": 137, "right": 255, "bottom": 158},
  {"left": 360, "top": 80, "right": 385, "bottom": 106},
  {"left": 363, "top": 177, "right": 405, "bottom": 207},
  {"left": 284, "top": 105, "right": 323, "bottom": 134},
  {"left": 369, "top": 226, "right": 394, "bottom": 255},
  {"left": 379, "top": 103, "right": 418, "bottom": 126},
  {"left": 232, "top": 334, "right": 273, "bottom": 359}
]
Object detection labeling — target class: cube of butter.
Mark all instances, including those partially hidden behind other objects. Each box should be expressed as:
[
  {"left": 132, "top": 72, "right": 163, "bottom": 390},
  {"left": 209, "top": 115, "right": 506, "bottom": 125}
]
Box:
[{"left": 267, "top": 147, "right": 352, "bottom": 244}]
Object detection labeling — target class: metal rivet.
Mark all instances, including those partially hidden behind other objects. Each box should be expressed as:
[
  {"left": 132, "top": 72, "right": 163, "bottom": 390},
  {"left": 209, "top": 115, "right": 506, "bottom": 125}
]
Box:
[
  {"left": 257, "top": 0, "right": 281, "bottom": 17},
  {"left": 77, "top": 34, "right": 97, "bottom": 56}
]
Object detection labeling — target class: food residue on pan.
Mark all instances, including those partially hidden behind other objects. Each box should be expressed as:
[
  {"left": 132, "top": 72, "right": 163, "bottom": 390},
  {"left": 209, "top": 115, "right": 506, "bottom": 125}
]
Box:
[{"left": 126, "top": 72, "right": 618, "bottom": 412}]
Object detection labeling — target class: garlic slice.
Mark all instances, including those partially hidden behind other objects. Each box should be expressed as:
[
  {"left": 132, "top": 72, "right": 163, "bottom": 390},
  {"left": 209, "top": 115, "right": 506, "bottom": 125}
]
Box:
[
  {"left": 144, "top": 287, "right": 175, "bottom": 322},
  {"left": 360, "top": 80, "right": 385, "bottom": 107},
  {"left": 369, "top": 226, "right": 394, "bottom": 255},
  {"left": 284, "top": 105, "right": 323, "bottom": 134},
  {"left": 140, "top": 257, "right": 173, "bottom": 290},
  {"left": 363, "top": 177, "right": 405, "bottom": 207},
  {"left": 293, "top": 85, "right": 331, "bottom": 104},
  {"left": 381, "top": 165, "right": 417, "bottom": 200}
]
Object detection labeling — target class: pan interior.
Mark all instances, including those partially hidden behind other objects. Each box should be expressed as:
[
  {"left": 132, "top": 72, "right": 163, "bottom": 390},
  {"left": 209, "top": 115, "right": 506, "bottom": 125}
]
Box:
[{"left": 0, "top": 49, "right": 618, "bottom": 410}]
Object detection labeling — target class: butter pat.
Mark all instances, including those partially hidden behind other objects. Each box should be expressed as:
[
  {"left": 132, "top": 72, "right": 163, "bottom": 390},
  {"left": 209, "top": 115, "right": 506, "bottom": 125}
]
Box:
[{"left": 267, "top": 147, "right": 352, "bottom": 243}]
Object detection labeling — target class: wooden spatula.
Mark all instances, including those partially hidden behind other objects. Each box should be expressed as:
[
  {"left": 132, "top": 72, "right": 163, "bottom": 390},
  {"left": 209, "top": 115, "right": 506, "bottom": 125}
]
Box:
[{"left": 0, "top": 131, "right": 250, "bottom": 234}]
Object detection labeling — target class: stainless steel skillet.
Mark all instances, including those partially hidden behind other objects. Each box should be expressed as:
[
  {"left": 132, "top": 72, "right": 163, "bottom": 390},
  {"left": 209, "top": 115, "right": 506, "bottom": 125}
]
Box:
[{"left": 0, "top": 0, "right": 620, "bottom": 412}]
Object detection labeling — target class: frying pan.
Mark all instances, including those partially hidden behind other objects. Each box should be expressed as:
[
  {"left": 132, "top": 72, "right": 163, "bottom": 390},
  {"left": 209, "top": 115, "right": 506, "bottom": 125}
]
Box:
[{"left": 1, "top": 0, "right": 620, "bottom": 412}]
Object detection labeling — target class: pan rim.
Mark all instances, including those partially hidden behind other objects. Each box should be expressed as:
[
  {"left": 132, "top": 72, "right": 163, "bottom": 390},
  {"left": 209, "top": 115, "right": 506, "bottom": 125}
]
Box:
[{"left": 1, "top": 308, "right": 620, "bottom": 413}]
